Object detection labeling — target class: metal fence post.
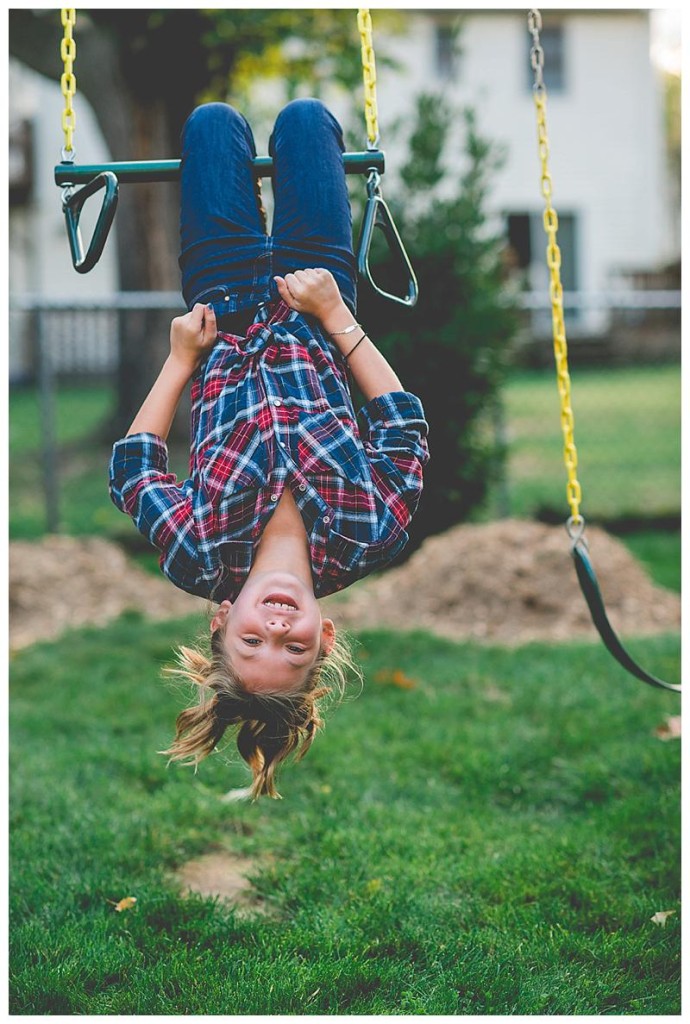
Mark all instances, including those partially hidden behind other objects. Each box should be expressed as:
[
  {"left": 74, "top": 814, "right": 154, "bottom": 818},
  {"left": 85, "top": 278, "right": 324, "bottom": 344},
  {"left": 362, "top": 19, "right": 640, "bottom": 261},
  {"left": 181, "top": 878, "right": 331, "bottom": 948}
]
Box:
[
  {"left": 492, "top": 393, "right": 511, "bottom": 519},
  {"left": 35, "top": 309, "right": 60, "bottom": 532}
]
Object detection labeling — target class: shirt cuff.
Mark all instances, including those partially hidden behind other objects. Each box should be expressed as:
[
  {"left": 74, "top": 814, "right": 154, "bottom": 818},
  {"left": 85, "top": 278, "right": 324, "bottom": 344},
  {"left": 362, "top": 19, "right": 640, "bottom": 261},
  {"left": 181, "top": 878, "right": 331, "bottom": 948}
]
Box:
[
  {"left": 110, "top": 432, "right": 170, "bottom": 480},
  {"left": 359, "top": 391, "right": 427, "bottom": 432}
]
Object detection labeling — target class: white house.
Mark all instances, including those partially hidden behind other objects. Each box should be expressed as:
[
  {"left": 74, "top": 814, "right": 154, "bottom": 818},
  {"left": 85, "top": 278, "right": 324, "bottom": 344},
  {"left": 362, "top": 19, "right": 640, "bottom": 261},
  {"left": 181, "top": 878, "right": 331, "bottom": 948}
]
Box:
[
  {"left": 9, "top": 59, "right": 119, "bottom": 299},
  {"left": 9, "top": 58, "right": 119, "bottom": 379},
  {"left": 370, "top": 9, "right": 677, "bottom": 315},
  {"left": 378, "top": 9, "right": 677, "bottom": 340},
  {"left": 8, "top": 9, "right": 677, "bottom": 375}
]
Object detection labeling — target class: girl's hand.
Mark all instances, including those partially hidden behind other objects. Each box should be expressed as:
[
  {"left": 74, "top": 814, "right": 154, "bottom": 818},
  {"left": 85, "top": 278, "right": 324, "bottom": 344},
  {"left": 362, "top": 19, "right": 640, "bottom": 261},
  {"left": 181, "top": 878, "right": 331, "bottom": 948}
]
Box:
[
  {"left": 169, "top": 303, "right": 217, "bottom": 371},
  {"left": 274, "top": 268, "right": 348, "bottom": 326}
]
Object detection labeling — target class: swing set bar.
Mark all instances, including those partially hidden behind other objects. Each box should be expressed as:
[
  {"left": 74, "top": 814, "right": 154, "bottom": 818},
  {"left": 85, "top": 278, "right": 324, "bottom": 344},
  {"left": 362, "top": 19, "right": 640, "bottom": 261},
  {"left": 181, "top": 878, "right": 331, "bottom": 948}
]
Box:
[
  {"left": 54, "top": 150, "right": 417, "bottom": 306},
  {"left": 54, "top": 151, "right": 385, "bottom": 186}
]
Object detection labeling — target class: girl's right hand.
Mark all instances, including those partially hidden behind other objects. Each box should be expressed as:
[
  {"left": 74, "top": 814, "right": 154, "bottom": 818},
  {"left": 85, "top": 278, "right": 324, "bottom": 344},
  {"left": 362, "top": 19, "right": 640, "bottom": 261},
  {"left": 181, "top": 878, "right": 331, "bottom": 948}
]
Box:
[{"left": 169, "top": 303, "right": 217, "bottom": 371}]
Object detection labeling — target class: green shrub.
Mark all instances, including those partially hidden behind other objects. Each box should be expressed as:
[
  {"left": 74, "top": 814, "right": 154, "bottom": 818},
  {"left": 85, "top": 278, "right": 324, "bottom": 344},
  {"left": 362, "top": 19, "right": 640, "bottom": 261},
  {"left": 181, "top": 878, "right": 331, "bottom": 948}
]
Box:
[{"left": 356, "top": 95, "right": 519, "bottom": 552}]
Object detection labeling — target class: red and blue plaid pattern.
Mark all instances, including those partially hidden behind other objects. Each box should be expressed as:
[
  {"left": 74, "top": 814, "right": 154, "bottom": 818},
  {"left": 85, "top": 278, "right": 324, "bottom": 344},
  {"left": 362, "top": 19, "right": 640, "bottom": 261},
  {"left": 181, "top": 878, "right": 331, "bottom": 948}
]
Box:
[{"left": 109, "top": 301, "right": 429, "bottom": 600}]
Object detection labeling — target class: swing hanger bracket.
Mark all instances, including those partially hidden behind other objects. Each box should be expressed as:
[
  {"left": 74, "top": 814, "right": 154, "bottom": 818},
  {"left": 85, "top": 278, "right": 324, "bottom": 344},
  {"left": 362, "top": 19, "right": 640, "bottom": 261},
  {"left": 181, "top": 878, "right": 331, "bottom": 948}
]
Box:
[
  {"left": 366, "top": 167, "right": 382, "bottom": 198},
  {"left": 565, "top": 514, "right": 586, "bottom": 547}
]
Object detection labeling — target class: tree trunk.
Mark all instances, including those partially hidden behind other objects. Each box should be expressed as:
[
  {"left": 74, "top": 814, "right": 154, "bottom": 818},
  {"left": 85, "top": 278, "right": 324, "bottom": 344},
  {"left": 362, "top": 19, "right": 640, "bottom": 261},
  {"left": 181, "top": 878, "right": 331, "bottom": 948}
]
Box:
[
  {"left": 59, "top": 22, "right": 188, "bottom": 438},
  {"left": 108, "top": 98, "right": 185, "bottom": 438}
]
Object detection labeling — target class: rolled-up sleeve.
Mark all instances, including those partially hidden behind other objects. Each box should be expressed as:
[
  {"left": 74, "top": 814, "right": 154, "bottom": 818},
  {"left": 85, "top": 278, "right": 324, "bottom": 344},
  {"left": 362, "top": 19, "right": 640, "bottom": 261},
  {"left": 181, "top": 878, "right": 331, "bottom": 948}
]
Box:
[
  {"left": 358, "top": 391, "right": 430, "bottom": 529},
  {"left": 109, "top": 432, "right": 212, "bottom": 597}
]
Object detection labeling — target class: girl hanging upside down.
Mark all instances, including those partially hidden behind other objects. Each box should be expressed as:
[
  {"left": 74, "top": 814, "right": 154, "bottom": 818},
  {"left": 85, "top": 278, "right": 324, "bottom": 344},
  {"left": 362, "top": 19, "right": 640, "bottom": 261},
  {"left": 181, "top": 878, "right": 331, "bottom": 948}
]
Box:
[{"left": 109, "top": 99, "right": 429, "bottom": 799}]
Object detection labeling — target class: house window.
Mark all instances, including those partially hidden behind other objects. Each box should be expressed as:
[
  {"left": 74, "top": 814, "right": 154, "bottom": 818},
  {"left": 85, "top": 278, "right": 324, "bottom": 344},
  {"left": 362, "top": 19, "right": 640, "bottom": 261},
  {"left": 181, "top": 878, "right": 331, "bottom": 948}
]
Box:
[
  {"left": 506, "top": 211, "right": 578, "bottom": 291},
  {"left": 506, "top": 213, "right": 532, "bottom": 272},
  {"left": 434, "top": 23, "right": 458, "bottom": 81},
  {"left": 9, "top": 119, "right": 33, "bottom": 207},
  {"left": 528, "top": 24, "right": 565, "bottom": 93}
]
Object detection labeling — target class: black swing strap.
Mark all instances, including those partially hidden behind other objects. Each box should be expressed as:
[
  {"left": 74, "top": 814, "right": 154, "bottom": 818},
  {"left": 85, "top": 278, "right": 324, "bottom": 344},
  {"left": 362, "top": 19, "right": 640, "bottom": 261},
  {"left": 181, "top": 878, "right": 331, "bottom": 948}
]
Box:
[{"left": 572, "top": 539, "right": 680, "bottom": 693}]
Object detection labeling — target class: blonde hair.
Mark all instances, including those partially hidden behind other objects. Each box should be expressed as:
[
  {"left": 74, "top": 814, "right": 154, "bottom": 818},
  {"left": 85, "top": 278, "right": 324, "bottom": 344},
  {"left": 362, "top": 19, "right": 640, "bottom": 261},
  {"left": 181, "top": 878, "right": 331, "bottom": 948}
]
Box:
[{"left": 160, "top": 626, "right": 360, "bottom": 800}]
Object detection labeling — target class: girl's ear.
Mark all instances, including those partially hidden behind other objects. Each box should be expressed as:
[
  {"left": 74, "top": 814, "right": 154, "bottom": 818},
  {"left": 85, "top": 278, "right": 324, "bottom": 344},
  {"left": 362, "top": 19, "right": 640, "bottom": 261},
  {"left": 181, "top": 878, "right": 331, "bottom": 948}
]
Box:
[
  {"left": 210, "top": 600, "right": 232, "bottom": 634},
  {"left": 321, "top": 618, "right": 336, "bottom": 656}
]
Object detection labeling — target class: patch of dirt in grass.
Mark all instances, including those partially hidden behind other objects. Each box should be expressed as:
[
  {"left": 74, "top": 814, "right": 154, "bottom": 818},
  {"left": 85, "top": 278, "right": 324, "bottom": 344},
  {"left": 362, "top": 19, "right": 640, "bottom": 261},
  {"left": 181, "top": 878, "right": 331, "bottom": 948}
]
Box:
[
  {"left": 175, "top": 851, "right": 271, "bottom": 916},
  {"left": 9, "top": 520, "right": 680, "bottom": 650}
]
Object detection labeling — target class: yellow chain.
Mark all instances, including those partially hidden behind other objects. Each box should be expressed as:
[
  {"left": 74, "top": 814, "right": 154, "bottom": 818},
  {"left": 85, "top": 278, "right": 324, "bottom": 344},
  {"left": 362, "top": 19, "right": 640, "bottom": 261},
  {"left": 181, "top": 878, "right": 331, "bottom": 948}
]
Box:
[
  {"left": 528, "top": 10, "right": 582, "bottom": 527},
  {"left": 60, "top": 8, "right": 77, "bottom": 158},
  {"left": 357, "top": 8, "right": 379, "bottom": 149}
]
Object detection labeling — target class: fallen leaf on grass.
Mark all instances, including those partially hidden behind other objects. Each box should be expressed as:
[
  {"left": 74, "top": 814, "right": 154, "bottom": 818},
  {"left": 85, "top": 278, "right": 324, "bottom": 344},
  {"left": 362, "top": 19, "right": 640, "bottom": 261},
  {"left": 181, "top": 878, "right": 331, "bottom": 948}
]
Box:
[
  {"left": 650, "top": 910, "right": 675, "bottom": 927},
  {"left": 374, "top": 669, "right": 417, "bottom": 690},
  {"left": 108, "top": 896, "right": 137, "bottom": 912},
  {"left": 654, "top": 716, "right": 681, "bottom": 741}
]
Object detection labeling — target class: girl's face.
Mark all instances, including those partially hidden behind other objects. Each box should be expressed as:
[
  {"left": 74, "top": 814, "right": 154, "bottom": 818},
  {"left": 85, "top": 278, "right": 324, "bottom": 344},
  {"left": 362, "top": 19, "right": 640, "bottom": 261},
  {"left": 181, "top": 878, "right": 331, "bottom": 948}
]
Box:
[{"left": 211, "top": 571, "right": 335, "bottom": 693}]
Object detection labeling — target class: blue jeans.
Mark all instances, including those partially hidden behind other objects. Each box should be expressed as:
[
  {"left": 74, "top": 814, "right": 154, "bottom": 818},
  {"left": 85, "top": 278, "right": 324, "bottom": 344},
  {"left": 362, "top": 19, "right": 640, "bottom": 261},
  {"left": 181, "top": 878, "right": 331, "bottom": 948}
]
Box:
[{"left": 179, "top": 99, "right": 357, "bottom": 325}]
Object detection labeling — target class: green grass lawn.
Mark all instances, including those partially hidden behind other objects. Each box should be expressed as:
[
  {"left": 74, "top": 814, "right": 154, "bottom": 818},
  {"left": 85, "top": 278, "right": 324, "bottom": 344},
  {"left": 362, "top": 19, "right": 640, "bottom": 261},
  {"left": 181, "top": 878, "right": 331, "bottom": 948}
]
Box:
[
  {"left": 9, "top": 384, "right": 124, "bottom": 540},
  {"left": 10, "top": 615, "right": 680, "bottom": 1015},
  {"left": 499, "top": 365, "right": 680, "bottom": 522},
  {"left": 619, "top": 530, "right": 681, "bottom": 594}
]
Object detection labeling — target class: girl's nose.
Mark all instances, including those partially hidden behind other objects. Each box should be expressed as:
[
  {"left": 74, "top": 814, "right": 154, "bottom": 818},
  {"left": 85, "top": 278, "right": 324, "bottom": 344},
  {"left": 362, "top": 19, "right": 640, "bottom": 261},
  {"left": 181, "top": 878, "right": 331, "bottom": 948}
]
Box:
[{"left": 266, "top": 618, "right": 289, "bottom": 633}]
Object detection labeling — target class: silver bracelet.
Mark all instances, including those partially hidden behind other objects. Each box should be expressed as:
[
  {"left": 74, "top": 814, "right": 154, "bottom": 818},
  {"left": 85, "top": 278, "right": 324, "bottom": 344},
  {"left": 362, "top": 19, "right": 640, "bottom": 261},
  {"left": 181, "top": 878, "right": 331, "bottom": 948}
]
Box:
[{"left": 329, "top": 322, "right": 361, "bottom": 336}]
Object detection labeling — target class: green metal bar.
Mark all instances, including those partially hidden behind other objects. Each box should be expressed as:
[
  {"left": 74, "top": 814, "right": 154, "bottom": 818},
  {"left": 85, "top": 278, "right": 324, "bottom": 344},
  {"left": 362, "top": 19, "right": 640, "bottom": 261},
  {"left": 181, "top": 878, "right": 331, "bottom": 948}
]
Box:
[{"left": 55, "top": 151, "right": 385, "bottom": 186}]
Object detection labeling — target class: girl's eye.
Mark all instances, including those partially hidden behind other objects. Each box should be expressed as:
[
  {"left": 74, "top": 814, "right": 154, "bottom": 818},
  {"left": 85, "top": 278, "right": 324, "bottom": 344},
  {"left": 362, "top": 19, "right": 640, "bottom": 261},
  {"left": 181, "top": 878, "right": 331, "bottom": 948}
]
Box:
[
  {"left": 242, "top": 637, "right": 261, "bottom": 646},
  {"left": 287, "top": 645, "right": 306, "bottom": 654}
]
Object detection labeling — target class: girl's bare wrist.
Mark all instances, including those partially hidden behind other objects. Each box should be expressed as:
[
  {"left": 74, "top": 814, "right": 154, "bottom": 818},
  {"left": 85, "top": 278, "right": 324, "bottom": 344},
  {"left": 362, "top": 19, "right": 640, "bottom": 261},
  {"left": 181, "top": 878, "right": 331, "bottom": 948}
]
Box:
[
  {"left": 320, "top": 301, "right": 356, "bottom": 337},
  {"left": 167, "top": 351, "right": 199, "bottom": 380}
]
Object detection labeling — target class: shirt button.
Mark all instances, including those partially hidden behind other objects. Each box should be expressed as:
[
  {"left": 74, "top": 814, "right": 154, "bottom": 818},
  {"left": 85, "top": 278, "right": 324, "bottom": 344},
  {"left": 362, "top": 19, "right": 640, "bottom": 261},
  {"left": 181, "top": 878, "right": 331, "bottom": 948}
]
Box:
[
  {"left": 273, "top": 399, "right": 282, "bottom": 407},
  {"left": 270, "top": 494, "right": 279, "bottom": 502},
  {"left": 279, "top": 440, "right": 286, "bottom": 447},
  {"left": 323, "top": 515, "right": 331, "bottom": 524},
  {"left": 299, "top": 484, "right": 307, "bottom": 492}
]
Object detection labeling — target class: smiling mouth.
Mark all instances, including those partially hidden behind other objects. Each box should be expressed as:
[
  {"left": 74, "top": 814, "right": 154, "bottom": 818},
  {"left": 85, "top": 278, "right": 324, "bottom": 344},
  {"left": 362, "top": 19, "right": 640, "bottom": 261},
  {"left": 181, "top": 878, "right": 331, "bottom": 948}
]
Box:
[{"left": 263, "top": 593, "right": 298, "bottom": 611}]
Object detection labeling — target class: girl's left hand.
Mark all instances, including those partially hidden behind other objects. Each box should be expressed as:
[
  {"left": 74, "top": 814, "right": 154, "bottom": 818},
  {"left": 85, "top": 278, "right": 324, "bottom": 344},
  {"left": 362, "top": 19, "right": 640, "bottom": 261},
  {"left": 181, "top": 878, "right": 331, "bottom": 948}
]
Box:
[
  {"left": 274, "top": 268, "right": 345, "bottom": 323},
  {"left": 169, "top": 303, "right": 218, "bottom": 370}
]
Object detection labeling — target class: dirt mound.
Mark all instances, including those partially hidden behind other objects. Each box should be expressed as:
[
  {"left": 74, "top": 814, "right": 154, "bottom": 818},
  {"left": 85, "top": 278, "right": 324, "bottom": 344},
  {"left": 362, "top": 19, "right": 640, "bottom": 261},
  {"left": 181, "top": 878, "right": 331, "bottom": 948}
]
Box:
[
  {"left": 9, "top": 535, "right": 206, "bottom": 650},
  {"left": 321, "top": 519, "right": 680, "bottom": 644},
  {"left": 9, "top": 521, "right": 680, "bottom": 650}
]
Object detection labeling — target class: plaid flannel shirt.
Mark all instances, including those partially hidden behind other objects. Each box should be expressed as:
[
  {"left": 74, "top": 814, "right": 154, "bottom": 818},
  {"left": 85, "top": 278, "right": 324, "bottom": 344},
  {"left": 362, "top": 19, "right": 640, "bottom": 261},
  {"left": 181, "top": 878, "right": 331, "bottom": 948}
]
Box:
[{"left": 109, "top": 301, "right": 429, "bottom": 601}]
